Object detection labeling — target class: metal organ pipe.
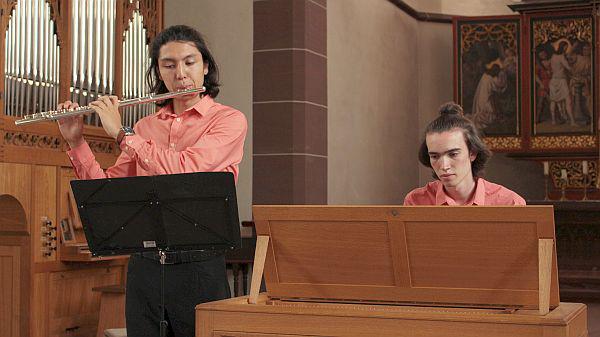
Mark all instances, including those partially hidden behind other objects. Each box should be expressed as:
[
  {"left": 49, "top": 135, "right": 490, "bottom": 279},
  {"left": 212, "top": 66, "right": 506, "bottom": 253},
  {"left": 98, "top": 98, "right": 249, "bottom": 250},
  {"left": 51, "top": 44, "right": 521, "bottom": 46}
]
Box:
[{"left": 3, "top": 0, "right": 152, "bottom": 129}]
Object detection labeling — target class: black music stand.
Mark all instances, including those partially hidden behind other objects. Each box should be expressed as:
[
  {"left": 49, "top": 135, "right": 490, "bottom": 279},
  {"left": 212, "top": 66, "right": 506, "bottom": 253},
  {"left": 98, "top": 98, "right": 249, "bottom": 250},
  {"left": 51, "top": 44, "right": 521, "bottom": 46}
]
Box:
[{"left": 70, "top": 172, "right": 241, "bottom": 337}]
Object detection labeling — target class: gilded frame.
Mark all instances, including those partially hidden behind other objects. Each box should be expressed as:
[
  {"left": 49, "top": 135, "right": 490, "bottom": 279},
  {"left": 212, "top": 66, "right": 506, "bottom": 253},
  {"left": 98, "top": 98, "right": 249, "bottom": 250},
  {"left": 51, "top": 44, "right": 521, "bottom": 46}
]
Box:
[
  {"left": 531, "top": 15, "right": 595, "bottom": 137},
  {"left": 456, "top": 18, "right": 521, "bottom": 148}
]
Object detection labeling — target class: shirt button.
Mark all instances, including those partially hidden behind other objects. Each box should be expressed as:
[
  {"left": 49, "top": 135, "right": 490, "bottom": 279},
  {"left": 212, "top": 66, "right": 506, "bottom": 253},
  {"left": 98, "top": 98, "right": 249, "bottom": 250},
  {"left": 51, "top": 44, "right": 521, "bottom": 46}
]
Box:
[
  {"left": 144, "top": 158, "right": 149, "bottom": 163},
  {"left": 127, "top": 140, "right": 133, "bottom": 145},
  {"left": 170, "top": 143, "right": 175, "bottom": 148},
  {"left": 69, "top": 157, "right": 74, "bottom": 160},
  {"left": 176, "top": 117, "right": 181, "bottom": 122}
]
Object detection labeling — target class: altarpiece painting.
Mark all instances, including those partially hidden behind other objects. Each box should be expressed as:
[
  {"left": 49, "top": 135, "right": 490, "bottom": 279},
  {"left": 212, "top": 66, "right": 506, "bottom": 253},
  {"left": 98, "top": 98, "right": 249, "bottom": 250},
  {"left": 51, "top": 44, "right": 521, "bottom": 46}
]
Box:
[
  {"left": 531, "top": 15, "right": 594, "bottom": 135},
  {"left": 457, "top": 19, "right": 520, "bottom": 137}
]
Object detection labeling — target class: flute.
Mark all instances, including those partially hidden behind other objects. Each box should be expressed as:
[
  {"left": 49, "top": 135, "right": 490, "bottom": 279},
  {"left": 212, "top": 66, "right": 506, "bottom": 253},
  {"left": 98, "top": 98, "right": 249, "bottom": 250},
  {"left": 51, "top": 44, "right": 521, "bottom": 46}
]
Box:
[{"left": 14, "top": 87, "right": 205, "bottom": 126}]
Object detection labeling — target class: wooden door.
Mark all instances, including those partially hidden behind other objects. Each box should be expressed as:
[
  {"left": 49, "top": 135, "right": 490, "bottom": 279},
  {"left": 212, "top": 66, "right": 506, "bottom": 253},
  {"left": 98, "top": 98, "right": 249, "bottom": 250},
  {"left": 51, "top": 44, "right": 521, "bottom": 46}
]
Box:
[{"left": 0, "top": 245, "right": 22, "bottom": 337}]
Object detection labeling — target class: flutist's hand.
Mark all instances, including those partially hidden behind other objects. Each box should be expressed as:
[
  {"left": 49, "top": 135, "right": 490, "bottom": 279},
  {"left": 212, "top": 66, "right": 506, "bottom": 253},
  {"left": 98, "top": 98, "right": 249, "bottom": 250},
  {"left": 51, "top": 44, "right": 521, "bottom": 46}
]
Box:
[
  {"left": 89, "top": 95, "right": 122, "bottom": 140},
  {"left": 57, "top": 101, "right": 85, "bottom": 149}
]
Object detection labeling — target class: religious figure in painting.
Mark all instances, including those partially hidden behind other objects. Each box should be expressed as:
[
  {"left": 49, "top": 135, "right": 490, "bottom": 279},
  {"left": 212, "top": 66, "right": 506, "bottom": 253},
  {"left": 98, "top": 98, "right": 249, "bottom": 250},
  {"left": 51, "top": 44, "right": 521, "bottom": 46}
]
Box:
[
  {"left": 535, "top": 49, "right": 552, "bottom": 123},
  {"left": 549, "top": 40, "right": 575, "bottom": 126},
  {"left": 471, "top": 60, "right": 507, "bottom": 129},
  {"left": 532, "top": 16, "right": 593, "bottom": 134},
  {"left": 569, "top": 42, "right": 592, "bottom": 125},
  {"left": 458, "top": 20, "right": 519, "bottom": 136}
]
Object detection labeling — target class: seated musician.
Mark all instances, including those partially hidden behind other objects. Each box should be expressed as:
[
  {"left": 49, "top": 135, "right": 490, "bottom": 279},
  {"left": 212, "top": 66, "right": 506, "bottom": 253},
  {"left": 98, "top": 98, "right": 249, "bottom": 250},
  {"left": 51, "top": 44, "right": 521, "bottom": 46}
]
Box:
[{"left": 404, "top": 102, "right": 525, "bottom": 206}]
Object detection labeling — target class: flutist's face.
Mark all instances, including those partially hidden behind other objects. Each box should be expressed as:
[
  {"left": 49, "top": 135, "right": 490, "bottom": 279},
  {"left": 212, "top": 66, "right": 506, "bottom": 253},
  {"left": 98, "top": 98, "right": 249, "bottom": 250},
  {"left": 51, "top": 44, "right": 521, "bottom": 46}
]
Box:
[
  {"left": 158, "top": 41, "right": 208, "bottom": 103},
  {"left": 426, "top": 129, "right": 476, "bottom": 190}
]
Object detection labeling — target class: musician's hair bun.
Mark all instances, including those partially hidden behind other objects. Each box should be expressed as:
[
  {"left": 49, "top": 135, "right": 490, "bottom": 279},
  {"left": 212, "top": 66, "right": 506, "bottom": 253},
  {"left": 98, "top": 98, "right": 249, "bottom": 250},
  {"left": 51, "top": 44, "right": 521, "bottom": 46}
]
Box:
[{"left": 438, "top": 102, "right": 464, "bottom": 117}]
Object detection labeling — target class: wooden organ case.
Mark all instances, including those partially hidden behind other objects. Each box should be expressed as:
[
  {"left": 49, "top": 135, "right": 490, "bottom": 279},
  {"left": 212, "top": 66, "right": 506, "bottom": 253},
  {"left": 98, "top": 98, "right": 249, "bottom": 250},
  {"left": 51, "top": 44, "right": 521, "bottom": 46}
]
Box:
[
  {"left": 196, "top": 206, "right": 588, "bottom": 337},
  {"left": 0, "top": 1, "right": 164, "bottom": 337}
]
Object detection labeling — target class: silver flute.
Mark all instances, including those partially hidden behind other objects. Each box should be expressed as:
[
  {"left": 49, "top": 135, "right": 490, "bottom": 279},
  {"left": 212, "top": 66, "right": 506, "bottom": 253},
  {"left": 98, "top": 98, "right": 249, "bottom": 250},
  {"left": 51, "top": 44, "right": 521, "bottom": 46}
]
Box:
[{"left": 14, "top": 87, "right": 205, "bottom": 125}]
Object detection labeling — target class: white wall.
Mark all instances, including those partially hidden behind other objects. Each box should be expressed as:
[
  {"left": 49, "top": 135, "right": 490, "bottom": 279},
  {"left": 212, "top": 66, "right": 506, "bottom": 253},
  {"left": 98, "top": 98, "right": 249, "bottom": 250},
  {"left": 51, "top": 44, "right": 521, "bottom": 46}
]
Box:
[
  {"left": 406, "top": 0, "right": 516, "bottom": 16},
  {"left": 164, "top": 0, "right": 253, "bottom": 224},
  {"left": 439, "top": 0, "right": 515, "bottom": 16},
  {"left": 416, "top": 21, "right": 453, "bottom": 186},
  {"left": 328, "top": 0, "right": 420, "bottom": 204}
]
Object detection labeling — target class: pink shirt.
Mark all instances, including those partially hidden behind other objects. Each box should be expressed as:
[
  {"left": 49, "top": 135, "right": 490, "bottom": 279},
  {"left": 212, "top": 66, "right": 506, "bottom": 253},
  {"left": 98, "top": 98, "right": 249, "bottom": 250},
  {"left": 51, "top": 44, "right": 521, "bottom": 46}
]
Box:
[
  {"left": 67, "top": 95, "right": 247, "bottom": 182},
  {"left": 403, "top": 178, "right": 526, "bottom": 206}
]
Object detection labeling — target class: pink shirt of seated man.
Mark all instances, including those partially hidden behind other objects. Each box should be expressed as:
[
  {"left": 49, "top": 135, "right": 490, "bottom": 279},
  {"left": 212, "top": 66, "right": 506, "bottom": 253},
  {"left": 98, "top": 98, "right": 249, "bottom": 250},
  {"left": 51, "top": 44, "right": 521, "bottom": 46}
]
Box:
[
  {"left": 404, "top": 177, "right": 526, "bottom": 206},
  {"left": 67, "top": 94, "right": 247, "bottom": 182}
]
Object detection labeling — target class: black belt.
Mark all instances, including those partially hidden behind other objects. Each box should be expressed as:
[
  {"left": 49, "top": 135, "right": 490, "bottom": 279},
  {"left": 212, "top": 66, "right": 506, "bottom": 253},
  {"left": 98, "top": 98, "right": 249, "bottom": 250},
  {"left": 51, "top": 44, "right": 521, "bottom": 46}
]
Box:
[{"left": 138, "top": 250, "right": 223, "bottom": 264}]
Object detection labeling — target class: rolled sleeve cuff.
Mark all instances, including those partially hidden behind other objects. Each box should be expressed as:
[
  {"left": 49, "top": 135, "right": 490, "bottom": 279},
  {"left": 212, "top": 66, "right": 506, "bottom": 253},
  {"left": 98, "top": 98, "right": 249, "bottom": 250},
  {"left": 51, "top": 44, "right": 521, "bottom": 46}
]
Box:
[
  {"left": 66, "top": 141, "right": 95, "bottom": 167},
  {"left": 118, "top": 134, "right": 157, "bottom": 173},
  {"left": 119, "top": 134, "right": 146, "bottom": 158}
]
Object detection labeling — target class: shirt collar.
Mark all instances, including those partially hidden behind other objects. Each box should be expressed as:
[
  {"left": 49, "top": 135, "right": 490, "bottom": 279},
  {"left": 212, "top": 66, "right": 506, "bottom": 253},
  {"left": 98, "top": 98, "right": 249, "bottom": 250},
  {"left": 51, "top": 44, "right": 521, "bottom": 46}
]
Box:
[
  {"left": 435, "top": 182, "right": 454, "bottom": 205},
  {"left": 470, "top": 178, "right": 486, "bottom": 205},
  {"left": 156, "top": 94, "right": 216, "bottom": 119},
  {"left": 434, "top": 178, "right": 485, "bottom": 206}
]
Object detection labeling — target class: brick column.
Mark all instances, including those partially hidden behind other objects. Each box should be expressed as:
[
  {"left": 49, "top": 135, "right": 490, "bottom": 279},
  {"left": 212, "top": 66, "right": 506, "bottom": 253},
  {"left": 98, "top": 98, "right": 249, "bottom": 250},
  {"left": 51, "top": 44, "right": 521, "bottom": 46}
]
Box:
[{"left": 253, "top": 0, "right": 327, "bottom": 204}]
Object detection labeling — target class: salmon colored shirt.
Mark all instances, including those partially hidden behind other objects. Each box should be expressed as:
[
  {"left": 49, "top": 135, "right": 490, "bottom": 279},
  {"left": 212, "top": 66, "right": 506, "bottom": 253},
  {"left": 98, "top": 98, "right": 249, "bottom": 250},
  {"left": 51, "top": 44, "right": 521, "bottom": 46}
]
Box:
[
  {"left": 67, "top": 95, "right": 247, "bottom": 182},
  {"left": 403, "top": 178, "right": 526, "bottom": 206}
]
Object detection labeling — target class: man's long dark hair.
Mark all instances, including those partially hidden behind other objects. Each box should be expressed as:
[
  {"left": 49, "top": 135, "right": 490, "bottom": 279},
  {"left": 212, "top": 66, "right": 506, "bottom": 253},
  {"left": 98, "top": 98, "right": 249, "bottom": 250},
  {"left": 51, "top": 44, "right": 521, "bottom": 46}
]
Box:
[
  {"left": 418, "top": 102, "right": 492, "bottom": 178},
  {"left": 146, "top": 25, "right": 220, "bottom": 107}
]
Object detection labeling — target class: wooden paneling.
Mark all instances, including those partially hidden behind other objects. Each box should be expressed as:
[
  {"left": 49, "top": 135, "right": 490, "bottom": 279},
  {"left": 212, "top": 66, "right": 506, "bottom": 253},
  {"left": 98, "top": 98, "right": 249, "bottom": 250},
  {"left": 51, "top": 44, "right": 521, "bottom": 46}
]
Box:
[
  {"left": 58, "top": 168, "right": 88, "bottom": 246},
  {"left": 32, "top": 165, "right": 57, "bottom": 263},
  {"left": 0, "top": 194, "right": 27, "bottom": 233},
  {"left": 269, "top": 220, "right": 394, "bottom": 285},
  {"left": 49, "top": 267, "right": 122, "bottom": 337},
  {"left": 1, "top": 165, "right": 128, "bottom": 337},
  {"left": 196, "top": 296, "right": 588, "bottom": 337},
  {"left": 404, "top": 220, "right": 538, "bottom": 289},
  {"left": 253, "top": 205, "right": 559, "bottom": 310},
  {"left": 0, "top": 163, "right": 32, "bottom": 227},
  {"left": 0, "top": 116, "right": 120, "bottom": 169},
  {"left": 213, "top": 333, "right": 318, "bottom": 337},
  {"left": 93, "top": 286, "right": 125, "bottom": 337},
  {"left": 32, "top": 273, "right": 50, "bottom": 337},
  {"left": 0, "top": 245, "right": 21, "bottom": 337}
]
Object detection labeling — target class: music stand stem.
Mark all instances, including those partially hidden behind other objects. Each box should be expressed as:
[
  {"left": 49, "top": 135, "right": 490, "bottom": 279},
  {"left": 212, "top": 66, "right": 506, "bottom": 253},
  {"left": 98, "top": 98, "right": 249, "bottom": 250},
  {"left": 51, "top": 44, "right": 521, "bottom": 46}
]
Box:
[{"left": 159, "top": 250, "right": 168, "bottom": 337}]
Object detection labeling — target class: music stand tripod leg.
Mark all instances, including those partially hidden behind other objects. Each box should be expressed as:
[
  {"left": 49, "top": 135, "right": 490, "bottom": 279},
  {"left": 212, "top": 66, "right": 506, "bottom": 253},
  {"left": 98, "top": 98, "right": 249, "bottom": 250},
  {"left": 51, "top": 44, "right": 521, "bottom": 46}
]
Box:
[{"left": 159, "top": 250, "right": 169, "bottom": 337}]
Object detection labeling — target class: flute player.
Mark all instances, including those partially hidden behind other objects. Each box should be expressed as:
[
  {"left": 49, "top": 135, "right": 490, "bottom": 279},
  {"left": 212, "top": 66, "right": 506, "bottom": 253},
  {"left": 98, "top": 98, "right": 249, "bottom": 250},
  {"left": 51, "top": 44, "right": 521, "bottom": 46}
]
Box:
[{"left": 57, "top": 25, "right": 247, "bottom": 337}]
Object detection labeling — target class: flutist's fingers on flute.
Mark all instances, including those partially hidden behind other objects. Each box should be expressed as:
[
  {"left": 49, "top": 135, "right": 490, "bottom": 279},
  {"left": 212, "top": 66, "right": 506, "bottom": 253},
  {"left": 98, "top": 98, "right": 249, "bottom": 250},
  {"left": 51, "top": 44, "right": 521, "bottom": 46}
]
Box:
[
  {"left": 89, "top": 95, "right": 122, "bottom": 140},
  {"left": 57, "top": 100, "right": 85, "bottom": 149},
  {"left": 57, "top": 100, "right": 80, "bottom": 111},
  {"left": 57, "top": 101, "right": 84, "bottom": 128}
]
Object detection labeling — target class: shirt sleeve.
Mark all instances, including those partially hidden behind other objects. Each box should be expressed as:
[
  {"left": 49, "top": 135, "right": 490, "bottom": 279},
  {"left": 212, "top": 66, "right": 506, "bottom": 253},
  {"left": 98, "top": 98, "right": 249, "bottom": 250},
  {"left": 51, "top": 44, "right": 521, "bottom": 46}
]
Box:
[
  {"left": 67, "top": 141, "right": 137, "bottom": 179},
  {"left": 119, "top": 110, "right": 248, "bottom": 181},
  {"left": 403, "top": 193, "right": 415, "bottom": 205},
  {"left": 512, "top": 193, "right": 527, "bottom": 205}
]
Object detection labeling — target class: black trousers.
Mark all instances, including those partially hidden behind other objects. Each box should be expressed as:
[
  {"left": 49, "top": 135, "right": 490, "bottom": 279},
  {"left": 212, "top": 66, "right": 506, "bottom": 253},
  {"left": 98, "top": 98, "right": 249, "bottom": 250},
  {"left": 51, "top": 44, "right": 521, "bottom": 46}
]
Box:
[{"left": 125, "top": 254, "right": 230, "bottom": 337}]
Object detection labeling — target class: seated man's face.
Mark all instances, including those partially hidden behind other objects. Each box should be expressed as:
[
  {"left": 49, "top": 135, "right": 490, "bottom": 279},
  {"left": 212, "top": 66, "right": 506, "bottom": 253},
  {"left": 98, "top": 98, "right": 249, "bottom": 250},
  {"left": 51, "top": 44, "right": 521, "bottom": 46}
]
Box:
[{"left": 425, "top": 129, "right": 476, "bottom": 189}]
